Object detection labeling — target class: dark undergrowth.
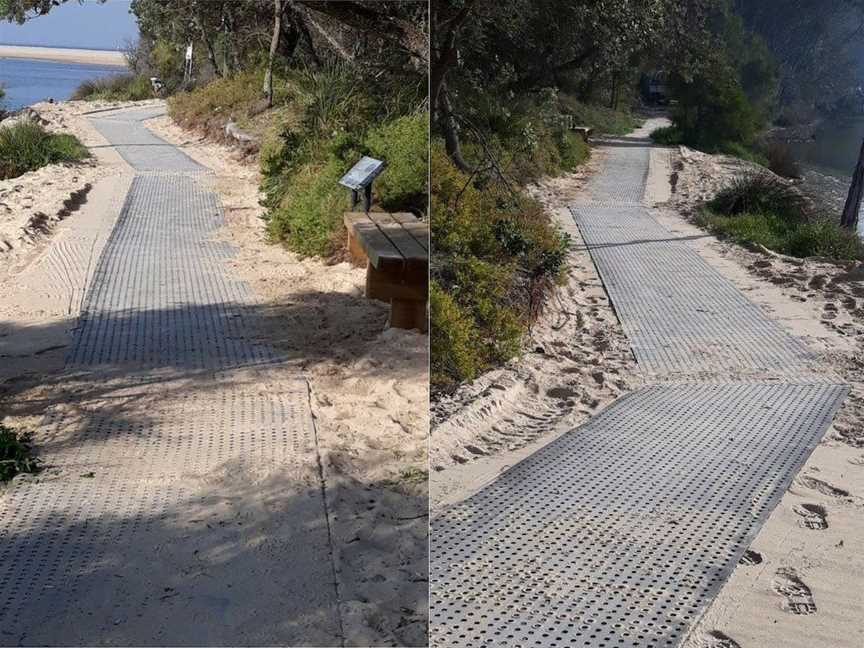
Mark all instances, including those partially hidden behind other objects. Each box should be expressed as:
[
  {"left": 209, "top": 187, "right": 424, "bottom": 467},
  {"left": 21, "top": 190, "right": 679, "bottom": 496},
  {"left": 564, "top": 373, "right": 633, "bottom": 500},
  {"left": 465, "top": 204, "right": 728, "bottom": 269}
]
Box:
[
  {"left": 0, "top": 424, "right": 39, "bottom": 482},
  {"left": 431, "top": 90, "right": 640, "bottom": 393}
]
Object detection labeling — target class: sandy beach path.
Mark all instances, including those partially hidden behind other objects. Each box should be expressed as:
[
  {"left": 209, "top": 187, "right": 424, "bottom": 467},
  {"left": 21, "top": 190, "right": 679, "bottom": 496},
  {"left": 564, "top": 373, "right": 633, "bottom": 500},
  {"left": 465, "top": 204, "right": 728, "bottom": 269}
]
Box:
[
  {"left": 430, "top": 122, "right": 855, "bottom": 648},
  {"left": 0, "top": 106, "right": 343, "bottom": 646}
]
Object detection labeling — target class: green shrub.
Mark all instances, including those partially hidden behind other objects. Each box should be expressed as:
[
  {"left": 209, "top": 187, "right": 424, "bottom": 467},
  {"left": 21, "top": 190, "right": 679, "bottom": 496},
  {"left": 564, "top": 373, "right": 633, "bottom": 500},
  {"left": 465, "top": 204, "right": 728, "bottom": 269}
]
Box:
[
  {"left": 0, "top": 122, "right": 89, "bottom": 180},
  {"left": 364, "top": 112, "right": 429, "bottom": 213},
  {"left": 0, "top": 424, "right": 39, "bottom": 482},
  {"left": 169, "top": 71, "right": 263, "bottom": 127},
  {"left": 72, "top": 74, "right": 153, "bottom": 101},
  {"left": 292, "top": 62, "right": 369, "bottom": 135},
  {"left": 430, "top": 282, "right": 482, "bottom": 390},
  {"left": 558, "top": 95, "right": 641, "bottom": 136},
  {"left": 431, "top": 142, "right": 567, "bottom": 392},
  {"left": 265, "top": 155, "right": 345, "bottom": 256},
  {"left": 556, "top": 130, "right": 590, "bottom": 171},
  {"left": 671, "top": 68, "right": 762, "bottom": 152},
  {"left": 700, "top": 210, "right": 864, "bottom": 260}
]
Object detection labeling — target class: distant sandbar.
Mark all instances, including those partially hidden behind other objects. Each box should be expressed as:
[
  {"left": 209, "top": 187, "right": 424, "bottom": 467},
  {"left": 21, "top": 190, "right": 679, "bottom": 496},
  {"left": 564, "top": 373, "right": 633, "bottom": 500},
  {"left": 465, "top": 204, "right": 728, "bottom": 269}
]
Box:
[{"left": 0, "top": 45, "right": 126, "bottom": 67}]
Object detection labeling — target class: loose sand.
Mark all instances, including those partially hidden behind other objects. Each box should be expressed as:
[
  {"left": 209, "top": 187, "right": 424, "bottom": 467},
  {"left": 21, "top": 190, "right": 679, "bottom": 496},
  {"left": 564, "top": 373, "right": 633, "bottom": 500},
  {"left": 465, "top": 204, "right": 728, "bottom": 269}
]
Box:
[
  {"left": 0, "top": 101, "right": 428, "bottom": 646},
  {"left": 0, "top": 45, "right": 125, "bottom": 67}
]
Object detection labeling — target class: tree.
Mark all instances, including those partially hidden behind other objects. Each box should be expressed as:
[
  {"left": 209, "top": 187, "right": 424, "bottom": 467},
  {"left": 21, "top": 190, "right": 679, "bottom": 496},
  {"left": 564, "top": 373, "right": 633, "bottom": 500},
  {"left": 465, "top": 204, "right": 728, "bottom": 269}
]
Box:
[
  {"left": 262, "top": 0, "right": 284, "bottom": 106},
  {"left": 842, "top": 139, "right": 864, "bottom": 230},
  {"left": 0, "top": 0, "right": 98, "bottom": 23}
]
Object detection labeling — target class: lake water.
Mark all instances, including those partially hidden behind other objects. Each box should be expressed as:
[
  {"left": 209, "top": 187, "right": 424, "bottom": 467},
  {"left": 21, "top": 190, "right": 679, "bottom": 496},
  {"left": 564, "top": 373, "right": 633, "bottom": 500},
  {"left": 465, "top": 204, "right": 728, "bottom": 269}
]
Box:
[
  {"left": 789, "top": 118, "right": 864, "bottom": 237},
  {"left": 0, "top": 57, "right": 122, "bottom": 111},
  {"left": 789, "top": 118, "right": 864, "bottom": 178}
]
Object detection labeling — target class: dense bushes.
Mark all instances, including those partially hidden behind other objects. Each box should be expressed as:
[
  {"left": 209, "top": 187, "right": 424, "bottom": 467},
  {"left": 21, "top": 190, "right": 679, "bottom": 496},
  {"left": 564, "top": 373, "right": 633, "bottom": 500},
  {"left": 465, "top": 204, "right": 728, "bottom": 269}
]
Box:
[
  {"left": 365, "top": 114, "right": 430, "bottom": 211},
  {"left": 429, "top": 89, "right": 628, "bottom": 392},
  {"left": 169, "top": 71, "right": 278, "bottom": 135},
  {"left": 258, "top": 65, "right": 427, "bottom": 256},
  {"left": 0, "top": 121, "right": 88, "bottom": 180},
  {"left": 72, "top": 74, "right": 154, "bottom": 102},
  {"left": 701, "top": 174, "right": 864, "bottom": 260},
  {"left": 431, "top": 143, "right": 569, "bottom": 392},
  {"left": 168, "top": 63, "right": 427, "bottom": 258}
]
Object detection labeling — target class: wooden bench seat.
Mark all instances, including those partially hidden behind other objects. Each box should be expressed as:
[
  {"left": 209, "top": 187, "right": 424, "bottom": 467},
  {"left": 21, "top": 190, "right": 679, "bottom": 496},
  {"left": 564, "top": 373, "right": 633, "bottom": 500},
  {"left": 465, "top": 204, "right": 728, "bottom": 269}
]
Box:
[{"left": 344, "top": 211, "right": 429, "bottom": 331}]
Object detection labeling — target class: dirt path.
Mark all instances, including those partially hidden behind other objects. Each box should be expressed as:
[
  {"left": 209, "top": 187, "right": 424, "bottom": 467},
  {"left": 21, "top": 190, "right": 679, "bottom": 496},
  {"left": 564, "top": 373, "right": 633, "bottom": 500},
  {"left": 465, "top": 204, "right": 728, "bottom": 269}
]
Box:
[
  {"left": 430, "top": 120, "right": 859, "bottom": 648},
  {"left": 0, "top": 102, "right": 427, "bottom": 646}
]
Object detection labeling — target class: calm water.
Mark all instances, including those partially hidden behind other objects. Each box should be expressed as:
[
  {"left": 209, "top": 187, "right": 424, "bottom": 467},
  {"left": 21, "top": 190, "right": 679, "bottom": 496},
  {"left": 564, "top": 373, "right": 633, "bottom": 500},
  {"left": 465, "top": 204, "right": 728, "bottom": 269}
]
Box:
[
  {"left": 789, "top": 118, "right": 864, "bottom": 177},
  {"left": 0, "top": 57, "right": 122, "bottom": 111},
  {"left": 788, "top": 118, "right": 864, "bottom": 237}
]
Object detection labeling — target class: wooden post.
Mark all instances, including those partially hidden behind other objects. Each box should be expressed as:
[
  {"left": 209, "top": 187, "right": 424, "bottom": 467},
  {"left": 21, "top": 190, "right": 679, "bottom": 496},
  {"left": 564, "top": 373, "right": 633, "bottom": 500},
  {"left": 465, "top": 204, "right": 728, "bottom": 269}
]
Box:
[{"left": 841, "top": 137, "right": 864, "bottom": 230}]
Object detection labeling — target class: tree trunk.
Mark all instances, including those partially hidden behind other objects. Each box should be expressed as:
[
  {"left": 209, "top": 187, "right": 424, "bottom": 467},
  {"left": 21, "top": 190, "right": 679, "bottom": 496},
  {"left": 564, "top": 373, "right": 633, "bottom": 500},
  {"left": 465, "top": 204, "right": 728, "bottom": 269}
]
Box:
[
  {"left": 193, "top": 3, "right": 221, "bottom": 77},
  {"left": 437, "top": 86, "right": 472, "bottom": 173},
  {"left": 841, "top": 137, "right": 864, "bottom": 230},
  {"left": 263, "top": 0, "right": 283, "bottom": 106}
]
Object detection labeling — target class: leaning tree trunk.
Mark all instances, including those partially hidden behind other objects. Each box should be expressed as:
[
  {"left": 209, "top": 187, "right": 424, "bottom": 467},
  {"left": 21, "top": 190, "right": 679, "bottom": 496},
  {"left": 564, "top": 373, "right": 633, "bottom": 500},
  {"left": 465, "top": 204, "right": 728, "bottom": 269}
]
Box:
[
  {"left": 437, "top": 86, "right": 472, "bottom": 173},
  {"left": 841, "top": 137, "right": 864, "bottom": 230},
  {"left": 263, "top": 0, "right": 283, "bottom": 107}
]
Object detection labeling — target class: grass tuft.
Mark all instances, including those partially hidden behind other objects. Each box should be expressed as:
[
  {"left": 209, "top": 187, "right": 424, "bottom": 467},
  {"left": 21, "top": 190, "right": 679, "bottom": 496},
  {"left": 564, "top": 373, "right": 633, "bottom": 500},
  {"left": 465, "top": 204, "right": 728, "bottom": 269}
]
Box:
[
  {"left": 709, "top": 174, "right": 808, "bottom": 222},
  {"left": 0, "top": 121, "right": 89, "bottom": 180},
  {"left": 701, "top": 173, "right": 864, "bottom": 261}
]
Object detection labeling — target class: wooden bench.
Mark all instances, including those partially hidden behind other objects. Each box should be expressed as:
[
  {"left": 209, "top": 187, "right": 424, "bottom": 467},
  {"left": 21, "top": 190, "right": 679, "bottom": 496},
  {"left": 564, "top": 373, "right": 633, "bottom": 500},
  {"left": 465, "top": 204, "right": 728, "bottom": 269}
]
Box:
[
  {"left": 559, "top": 115, "right": 594, "bottom": 141},
  {"left": 344, "top": 211, "right": 428, "bottom": 331}
]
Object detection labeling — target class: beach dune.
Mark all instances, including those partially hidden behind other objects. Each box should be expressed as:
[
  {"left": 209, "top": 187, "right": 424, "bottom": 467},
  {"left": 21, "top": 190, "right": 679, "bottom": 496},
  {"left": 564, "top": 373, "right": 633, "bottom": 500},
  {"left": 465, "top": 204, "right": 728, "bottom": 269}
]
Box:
[{"left": 0, "top": 44, "right": 126, "bottom": 67}]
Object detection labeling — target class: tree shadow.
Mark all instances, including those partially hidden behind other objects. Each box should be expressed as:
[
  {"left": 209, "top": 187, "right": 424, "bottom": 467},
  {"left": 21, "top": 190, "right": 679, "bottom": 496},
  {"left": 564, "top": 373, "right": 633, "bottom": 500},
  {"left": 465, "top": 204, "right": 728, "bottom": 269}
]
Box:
[
  {"left": 0, "top": 290, "right": 421, "bottom": 457},
  {"left": 0, "top": 464, "right": 348, "bottom": 646},
  {"left": 0, "top": 290, "right": 428, "bottom": 646}
]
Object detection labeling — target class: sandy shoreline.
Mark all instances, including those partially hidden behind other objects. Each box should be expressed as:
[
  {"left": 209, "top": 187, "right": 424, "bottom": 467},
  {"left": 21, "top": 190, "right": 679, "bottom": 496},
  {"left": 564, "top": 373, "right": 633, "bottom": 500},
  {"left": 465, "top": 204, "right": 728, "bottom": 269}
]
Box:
[{"left": 0, "top": 45, "right": 126, "bottom": 67}]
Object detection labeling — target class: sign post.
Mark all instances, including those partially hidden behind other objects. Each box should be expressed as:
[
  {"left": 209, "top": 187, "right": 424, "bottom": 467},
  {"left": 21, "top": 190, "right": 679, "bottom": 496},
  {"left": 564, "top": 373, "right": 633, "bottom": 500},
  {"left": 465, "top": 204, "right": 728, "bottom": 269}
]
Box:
[{"left": 338, "top": 156, "right": 386, "bottom": 213}]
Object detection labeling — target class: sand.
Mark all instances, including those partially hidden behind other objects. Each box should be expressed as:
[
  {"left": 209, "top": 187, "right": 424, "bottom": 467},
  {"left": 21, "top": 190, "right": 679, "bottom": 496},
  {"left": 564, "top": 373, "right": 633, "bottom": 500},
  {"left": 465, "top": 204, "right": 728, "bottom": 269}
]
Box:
[
  {"left": 0, "top": 101, "right": 428, "bottom": 646},
  {"left": 0, "top": 45, "right": 126, "bottom": 67}
]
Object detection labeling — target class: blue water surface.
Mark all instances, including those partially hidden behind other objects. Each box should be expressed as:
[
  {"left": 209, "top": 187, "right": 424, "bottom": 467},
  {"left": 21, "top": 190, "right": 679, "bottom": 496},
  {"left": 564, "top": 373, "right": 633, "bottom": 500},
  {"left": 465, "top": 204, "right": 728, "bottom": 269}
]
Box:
[{"left": 0, "top": 56, "right": 123, "bottom": 110}]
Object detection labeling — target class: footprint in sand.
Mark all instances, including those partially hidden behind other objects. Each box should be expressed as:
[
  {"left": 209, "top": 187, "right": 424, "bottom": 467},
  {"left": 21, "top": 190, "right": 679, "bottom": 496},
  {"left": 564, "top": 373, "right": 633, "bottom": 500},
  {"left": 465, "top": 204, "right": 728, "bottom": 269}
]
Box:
[
  {"left": 793, "top": 503, "right": 828, "bottom": 530},
  {"left": 702, "top": 630, "right": 741, "bottom": 648},
  {"left": 797, "top": 475, "right": 850, "bottom": 499},
  {"left": 772, "top": 568, "right": 817, "bottom": 615},
  {"left": 739, "top": 549, "right": 763, "bottom": 565}
]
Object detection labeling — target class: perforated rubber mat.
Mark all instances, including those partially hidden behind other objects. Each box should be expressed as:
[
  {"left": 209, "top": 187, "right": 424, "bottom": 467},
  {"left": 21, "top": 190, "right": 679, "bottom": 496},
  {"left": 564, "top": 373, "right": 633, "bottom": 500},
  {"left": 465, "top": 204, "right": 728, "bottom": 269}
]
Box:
[
  {"left": 569, "top": 141, "right": 822, "bottom": 380},
  {"left": 68, "top": 173, "right": 280, "bottom": 371},
  {"left": 569, "top": 204, "right": 819, "bottom": 379},
  {"left": 431, "top": 383, "right": 848, "bottom": 648},
  {"left": 0, "top": 108, "right": 336, "bottom": 645},
  {"left": 88, "top": 107, "right": 203, "bottom": 172},
  {"left": 430, "top": 135, "right": 850, "bottom": 648}
]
